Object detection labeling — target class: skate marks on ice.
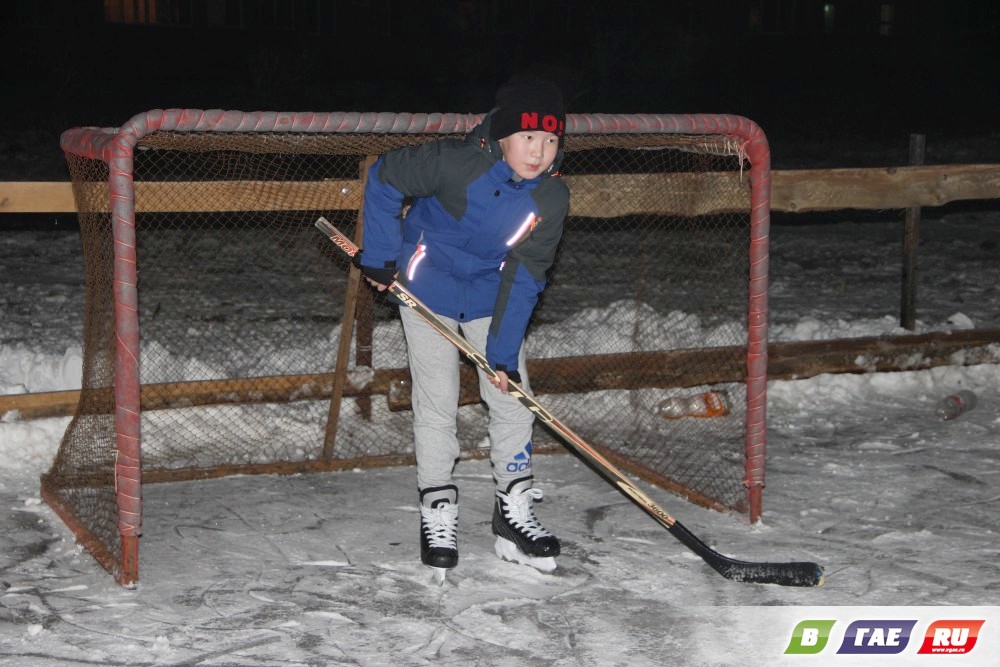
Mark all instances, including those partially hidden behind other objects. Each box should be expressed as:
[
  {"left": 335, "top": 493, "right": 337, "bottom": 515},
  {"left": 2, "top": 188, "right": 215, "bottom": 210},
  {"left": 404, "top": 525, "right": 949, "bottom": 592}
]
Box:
[
  {"left": 0, "top": 464, "right": 701, "bottom": 665},
  {"left": 3, "top": 433, "right": 999, "bottom": 665},
  {"left": 764, "top": 391, "right": 1000, "bottom": 603},
  {"left": 133, "top": 469, "right": 696, "bottom": 666}
]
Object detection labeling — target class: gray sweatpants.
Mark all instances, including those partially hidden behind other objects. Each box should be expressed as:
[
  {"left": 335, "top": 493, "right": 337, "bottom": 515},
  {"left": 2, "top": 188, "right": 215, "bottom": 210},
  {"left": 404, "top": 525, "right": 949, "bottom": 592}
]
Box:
[{"left": 399, "top": 306, "right": 535, "bottom": 493}]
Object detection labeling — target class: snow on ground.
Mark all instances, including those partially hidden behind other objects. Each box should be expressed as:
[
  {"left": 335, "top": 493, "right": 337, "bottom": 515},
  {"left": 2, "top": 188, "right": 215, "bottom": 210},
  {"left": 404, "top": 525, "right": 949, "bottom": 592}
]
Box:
[{"left": 1, "top": 209, "right": 999, "bottom": 665}]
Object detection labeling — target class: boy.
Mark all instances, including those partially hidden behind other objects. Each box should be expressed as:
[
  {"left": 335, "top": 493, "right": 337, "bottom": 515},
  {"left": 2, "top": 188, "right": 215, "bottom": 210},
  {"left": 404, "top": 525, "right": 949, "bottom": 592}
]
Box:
[{"left": 355, "top": 78, "right": 569, "bottom": 581}]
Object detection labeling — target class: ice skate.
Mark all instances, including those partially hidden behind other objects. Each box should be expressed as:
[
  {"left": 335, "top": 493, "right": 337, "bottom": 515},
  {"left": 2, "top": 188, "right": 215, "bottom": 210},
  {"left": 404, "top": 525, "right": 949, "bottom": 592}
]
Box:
[
  {"left": 419, "top": 485, "right": 459, "bottom": 584},
  {"left": 492, "top": 476, "right": 560, "bottom": 573}
]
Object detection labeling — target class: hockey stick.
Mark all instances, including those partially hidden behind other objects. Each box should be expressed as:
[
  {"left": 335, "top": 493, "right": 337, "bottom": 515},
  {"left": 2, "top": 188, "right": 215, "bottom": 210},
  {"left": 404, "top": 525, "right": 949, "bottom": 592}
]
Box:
[{"left": 316, "top": 217, "right": 824, "bottom": 587}]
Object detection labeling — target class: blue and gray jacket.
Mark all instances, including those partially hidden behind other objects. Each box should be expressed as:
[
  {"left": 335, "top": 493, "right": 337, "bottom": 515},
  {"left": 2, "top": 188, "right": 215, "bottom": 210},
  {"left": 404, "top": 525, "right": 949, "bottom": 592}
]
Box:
[{"left": 358, "top": 111, "right": 569, "bottom": 373}]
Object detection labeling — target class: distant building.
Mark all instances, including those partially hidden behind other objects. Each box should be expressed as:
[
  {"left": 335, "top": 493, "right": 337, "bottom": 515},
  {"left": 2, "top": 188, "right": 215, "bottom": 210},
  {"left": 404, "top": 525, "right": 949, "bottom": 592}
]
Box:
[{"left": 12, "top": 1, "right": 999, "bottom": 38}]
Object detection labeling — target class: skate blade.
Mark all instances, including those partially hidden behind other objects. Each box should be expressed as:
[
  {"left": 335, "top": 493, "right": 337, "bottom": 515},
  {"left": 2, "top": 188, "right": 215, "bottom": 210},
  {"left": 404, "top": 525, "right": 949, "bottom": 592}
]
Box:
[
  {"left": 494, "top": 537, "right": 557, "bottom": 573},
  {"left": 430, "top": 566, "right": 449, "bottom": 585}
]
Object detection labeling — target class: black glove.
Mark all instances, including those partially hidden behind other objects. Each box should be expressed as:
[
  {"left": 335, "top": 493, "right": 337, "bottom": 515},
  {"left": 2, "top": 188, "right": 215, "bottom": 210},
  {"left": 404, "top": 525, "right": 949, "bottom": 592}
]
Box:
[
  {"left": 494, "top": 364, "right": 522, "bottom": 385},
  {"left": 352, "top": 252, "right": 397, "bottom": 286}
]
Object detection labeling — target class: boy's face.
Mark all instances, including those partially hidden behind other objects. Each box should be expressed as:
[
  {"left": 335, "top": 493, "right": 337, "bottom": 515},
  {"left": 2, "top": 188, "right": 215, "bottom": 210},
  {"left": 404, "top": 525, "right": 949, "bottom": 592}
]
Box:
[{"left": 498, "top": 131, "right": 560, "bottom": 180}]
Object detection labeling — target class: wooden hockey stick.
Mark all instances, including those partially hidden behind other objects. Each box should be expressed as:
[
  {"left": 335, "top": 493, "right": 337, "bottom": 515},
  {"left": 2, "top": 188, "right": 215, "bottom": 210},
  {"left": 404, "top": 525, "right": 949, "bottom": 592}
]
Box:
[{"left": 317, "top": 216, "right": 824, "bottom": 587}]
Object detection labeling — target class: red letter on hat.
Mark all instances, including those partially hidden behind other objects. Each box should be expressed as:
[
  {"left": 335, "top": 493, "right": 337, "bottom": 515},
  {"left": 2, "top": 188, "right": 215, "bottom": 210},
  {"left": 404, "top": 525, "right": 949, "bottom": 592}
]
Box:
[{"left": 520, "top": 112, "right": 538, "bottom": 131}]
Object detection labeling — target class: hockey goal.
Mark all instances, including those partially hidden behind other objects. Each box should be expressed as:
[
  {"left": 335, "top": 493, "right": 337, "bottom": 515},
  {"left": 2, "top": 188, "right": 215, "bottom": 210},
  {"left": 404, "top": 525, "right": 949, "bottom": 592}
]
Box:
[{"left": 52, "top": 109, "right": 771, "bottom": 585}]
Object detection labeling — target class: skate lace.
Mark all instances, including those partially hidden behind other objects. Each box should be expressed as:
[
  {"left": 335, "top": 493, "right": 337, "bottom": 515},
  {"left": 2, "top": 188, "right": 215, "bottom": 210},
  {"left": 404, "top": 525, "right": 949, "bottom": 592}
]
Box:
[
  {"left": 501, "top": 488, "right": 553, "bottom": 538},
  {"left": 421, "top": 503, "right": 458, "bottom": 549}
]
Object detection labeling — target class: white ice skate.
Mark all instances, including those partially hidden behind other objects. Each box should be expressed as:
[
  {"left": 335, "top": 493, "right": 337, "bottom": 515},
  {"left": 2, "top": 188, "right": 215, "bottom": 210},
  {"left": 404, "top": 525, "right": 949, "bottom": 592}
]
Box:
[
  {"left": 419, "top": 485, "right": 459, "bottom": 584},
  {"left": 492, "top": 476, "right": 560, "bottom": 573}
]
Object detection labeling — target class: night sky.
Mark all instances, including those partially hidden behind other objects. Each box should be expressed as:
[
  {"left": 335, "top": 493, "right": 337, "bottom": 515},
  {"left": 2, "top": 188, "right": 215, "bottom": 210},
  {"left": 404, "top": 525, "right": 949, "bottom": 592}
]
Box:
[{"left": 3, "top": 1, "right": 998, "bottom": 178}]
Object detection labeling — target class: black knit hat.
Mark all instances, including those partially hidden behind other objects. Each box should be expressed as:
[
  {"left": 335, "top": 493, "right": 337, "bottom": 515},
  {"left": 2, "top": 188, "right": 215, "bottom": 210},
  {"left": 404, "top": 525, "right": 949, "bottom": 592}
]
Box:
[{"left": 489, "top": 78, "right": 566, "bottom": 141}]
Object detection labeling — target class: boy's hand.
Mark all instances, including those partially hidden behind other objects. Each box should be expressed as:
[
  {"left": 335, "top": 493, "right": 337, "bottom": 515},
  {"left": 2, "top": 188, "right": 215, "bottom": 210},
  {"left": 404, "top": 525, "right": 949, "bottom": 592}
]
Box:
[
  {"left": 489, "top": 367, "right": 521, "bottom": 394},
  {"left": 362, "top": 274, "right": 392, "bottom": 291},
  {"left": 352, "top": 253, "right": 396, "bottom": 290}
]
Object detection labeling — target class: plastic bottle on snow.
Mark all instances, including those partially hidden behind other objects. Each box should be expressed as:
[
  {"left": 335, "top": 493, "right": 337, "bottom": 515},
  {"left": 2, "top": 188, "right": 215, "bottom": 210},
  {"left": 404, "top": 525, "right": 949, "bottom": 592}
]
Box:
[
  {"left": 656, "top": 390, "right": 730, "bottom": 420},
  {"left": 935, "top": 389, "right": 978, "bottom": 421}
]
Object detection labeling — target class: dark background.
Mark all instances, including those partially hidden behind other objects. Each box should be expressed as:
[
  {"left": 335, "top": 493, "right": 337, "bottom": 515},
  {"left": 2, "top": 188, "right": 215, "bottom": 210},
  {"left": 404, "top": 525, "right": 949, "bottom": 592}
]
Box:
[{"left": 3, "top": 0, "right": 999, "bottom": 179}]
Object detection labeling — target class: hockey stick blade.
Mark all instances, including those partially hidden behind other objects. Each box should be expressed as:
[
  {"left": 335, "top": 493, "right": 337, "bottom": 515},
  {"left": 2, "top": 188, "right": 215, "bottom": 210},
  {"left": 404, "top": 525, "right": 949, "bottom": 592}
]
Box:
[
  {"left": 669, "top": 520, "right": 824, "bottom": 587},
  {"left": 316, "top": 217, "right": 825, "bottom": 587}
]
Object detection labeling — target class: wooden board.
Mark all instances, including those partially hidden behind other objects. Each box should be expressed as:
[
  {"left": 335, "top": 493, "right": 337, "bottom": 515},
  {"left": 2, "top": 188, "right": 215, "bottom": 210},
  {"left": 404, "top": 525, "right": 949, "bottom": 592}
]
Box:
[
  {"left": 5, "top": 329, "right": 998, "bottom": 421},
  {"left": 4, "top": 163, "right": 997, "bottom": 216}
]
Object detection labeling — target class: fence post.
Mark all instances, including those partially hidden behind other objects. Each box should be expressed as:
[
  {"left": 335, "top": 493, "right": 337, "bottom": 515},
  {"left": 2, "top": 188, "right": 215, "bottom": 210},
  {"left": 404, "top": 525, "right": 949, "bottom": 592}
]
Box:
[
  {"left": 900, "top": 133, "right": 925, "bottom": 330},
  {"left": 323, "top": 155, "right": 379, "bottom": 459}
]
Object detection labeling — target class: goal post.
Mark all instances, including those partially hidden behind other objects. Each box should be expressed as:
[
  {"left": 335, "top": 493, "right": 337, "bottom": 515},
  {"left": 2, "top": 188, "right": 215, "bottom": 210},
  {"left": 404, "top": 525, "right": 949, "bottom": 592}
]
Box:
[{"left": 52, "top": 108, "right": 771, "bottom": 585}]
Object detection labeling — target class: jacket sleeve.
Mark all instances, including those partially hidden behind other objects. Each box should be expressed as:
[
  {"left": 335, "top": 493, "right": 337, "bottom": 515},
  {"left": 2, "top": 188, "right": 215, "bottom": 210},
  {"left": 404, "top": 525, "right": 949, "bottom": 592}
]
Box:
[
  {"left": 486, "top": 180, "right": 570, "bottom": 372},
  {"left": 359, "top": 142, "right": 446, "bottom": 269}
]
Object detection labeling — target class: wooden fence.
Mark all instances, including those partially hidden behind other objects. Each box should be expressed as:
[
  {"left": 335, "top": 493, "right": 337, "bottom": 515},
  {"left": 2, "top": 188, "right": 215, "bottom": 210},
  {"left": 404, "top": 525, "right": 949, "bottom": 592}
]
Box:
[
  {"left": 3, "top": 164, "right": 1000, "bottom": 215},
  {"left": 2, "top": 160, "right": 999, "bottom": 421}
]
